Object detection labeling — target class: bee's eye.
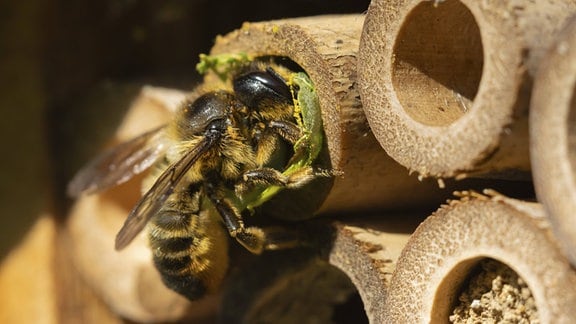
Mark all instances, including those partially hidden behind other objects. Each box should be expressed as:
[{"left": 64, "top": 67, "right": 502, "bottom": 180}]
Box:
[
  {"left": 233, "top": 68, "right": 292, "bottom": 109},
  {"left": 183, "top": 91, "right": 233, "bottom": 134}
]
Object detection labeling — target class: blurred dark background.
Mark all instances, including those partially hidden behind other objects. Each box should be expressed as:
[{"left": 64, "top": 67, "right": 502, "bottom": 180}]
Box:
[{"left": 0, "top": 0, "right": 370, "bottom": 259}]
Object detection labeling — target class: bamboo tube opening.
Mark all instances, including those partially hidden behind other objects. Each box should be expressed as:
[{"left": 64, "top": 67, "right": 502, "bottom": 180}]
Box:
[
  {"left": 435, "top": 258, "right": 539, "bottom": 323},
  {"left": 328, "top": 219, "right": 416, "bottom": 323},
  {"left": 221, "top": 218, "right": 422, "bottom": 323},
  {"left": 383, "top": 193, "right": 576, "bottom": 323},
  {"left": 431, "top": 256, "right": 483, "bottom": 321},
  {"left": 360, "top": 0, "right": 575, "bottom": 178},
  {"left": 392, "top": 0, "right": 483, "bottom": 127},
  {"left": 221, "top": 249, "right": 369, "bottom": 323}
]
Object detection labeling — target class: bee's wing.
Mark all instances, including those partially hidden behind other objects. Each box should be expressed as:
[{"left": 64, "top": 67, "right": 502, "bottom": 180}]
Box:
[
  {"left": 114, "top": 134, "right": 219, "bottom": 250},
  {"left": 67, "top": 127, "right": 167, "bottom": 198}
]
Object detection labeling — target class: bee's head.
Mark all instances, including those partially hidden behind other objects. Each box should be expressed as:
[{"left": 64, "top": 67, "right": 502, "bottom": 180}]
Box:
[
  {"left": 232, "top": 67, "right": 293, "bottom": 117},
  {"left": 178, "top": 91, "right": 239, "bottom": 138}
]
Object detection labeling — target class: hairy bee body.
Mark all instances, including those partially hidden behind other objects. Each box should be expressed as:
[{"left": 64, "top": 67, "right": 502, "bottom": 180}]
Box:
[
  {"left": 144, "top": 89, "right": 272, "bottom": 297},
  {"left": 68, "top": 55, "right": 326, "bottom": 300}
]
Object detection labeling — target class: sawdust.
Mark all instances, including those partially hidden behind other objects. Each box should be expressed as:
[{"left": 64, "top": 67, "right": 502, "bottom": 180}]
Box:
[{"left": 449, "top": 259, "right": 539, "bottom": 324}]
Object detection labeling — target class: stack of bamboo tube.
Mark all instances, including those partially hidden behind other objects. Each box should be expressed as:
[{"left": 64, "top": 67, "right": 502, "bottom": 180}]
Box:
[
  {"left": 31, "top": 1, "right": 576, "bottom": 322},
  {"left": 357, "top": 0, "right": 576, "bottom": 322}
]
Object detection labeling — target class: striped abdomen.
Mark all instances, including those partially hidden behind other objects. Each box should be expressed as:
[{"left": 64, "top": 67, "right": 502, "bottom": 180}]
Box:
[{"left": 147, "top": 194, "right": 229, "bottom": 300}]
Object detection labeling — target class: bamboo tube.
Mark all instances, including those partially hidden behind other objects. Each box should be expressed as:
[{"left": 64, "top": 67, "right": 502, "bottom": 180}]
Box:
[
  {"left": 530, "top": 15, "right": 576, "bottom": 267},
  {"left": 358, "top": 0, "right": 576, "bottom": 179},
  {"left": 328, "top": 219, "right": 416, "bottom": 323},
  {"left": 219, "top": 218, "right": 417, "bottom": 323},
  {"left": 207, "top": 14, "right": 450, "bottom": 214},
  {"left": 383, "top": 191, "right": 576, "bottom": 323},
  {"left": 220, "top": 246, "right": 361, "bottom": 323}
]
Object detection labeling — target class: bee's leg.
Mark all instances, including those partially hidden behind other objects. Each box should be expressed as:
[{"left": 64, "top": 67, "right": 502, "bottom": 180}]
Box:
[
  {"left": 258, "top": 226, "right": 303, "bottom": 250},
  {"left": 205, "top": 181, "right": 302, "bottom": 253},
  {"left": 268, "top": 120, "right": 301, "bottom": 144},
  {"left": 241, "top": 167, "right": 316, "bottom": 190},
  {"left": 205, "top": 182, "right": 267, "bottom": 254},
  {"left": 267, "top": 120, "right": 317, "bottom": 164},
  {"left": 217, "top": 205, "right": 299, "bottom": 252}
]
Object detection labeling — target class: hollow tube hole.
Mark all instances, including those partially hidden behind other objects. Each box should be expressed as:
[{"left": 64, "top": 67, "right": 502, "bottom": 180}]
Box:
[
  {"left": 432, "top": 258, "right": 539, "bottom": 323},
  {"left": 392, "top": 0, "right": 484, "bottom": 127}
]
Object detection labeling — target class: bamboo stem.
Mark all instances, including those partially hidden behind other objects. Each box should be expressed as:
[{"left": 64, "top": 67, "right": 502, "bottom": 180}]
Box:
[
  {"left": 208, "top": 14, "right": 449, "bottom": 214},
  {"left": 530, "top": 15, "right": 576, "bottom": 266},
  {"left": 359, "top": 0, "right": 576, "bottom": 179},
  {"left": 218, "top": 218, "right": 417, "bottom": 323},
  {"left": 383, "top": 191, "right": 576, "bottom": 323},
  {"left": 328, "top": 219, "right": 415, "bottom": 323}
]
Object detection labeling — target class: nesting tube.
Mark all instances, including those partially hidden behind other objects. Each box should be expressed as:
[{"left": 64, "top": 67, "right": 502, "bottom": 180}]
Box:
[
  {"left": 207, "top": 15, "right": 449, "bottom": 214},
  {"left": 328, "top": 219, "right": 415, "bottom": 323},
  {"left": 219, "top": 218, "right": 417, "bottom": 323},
  {"left": 383, "top": 191, "right": 576, "bottom": 323},
  {"left": 531, "top": 15, "right": 576, "bottom": 266},
  {"left": 358, "top": 0, "right": 576, "bottom": 179}
]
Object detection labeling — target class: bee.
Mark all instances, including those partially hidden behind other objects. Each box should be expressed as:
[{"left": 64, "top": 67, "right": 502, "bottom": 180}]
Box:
[{"left": 67, "top": 55, "right": 326, "bottom": 300}]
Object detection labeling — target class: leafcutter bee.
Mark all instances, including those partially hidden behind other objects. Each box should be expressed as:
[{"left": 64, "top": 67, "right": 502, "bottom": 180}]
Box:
[{"left": 68, "top": 54, "right": 327, "bottom": 300}]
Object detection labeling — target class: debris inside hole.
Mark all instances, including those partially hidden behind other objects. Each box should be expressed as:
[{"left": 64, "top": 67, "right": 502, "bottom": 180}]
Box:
[{"left": 449, "top": 259, "right": 539, "bottom": 324}]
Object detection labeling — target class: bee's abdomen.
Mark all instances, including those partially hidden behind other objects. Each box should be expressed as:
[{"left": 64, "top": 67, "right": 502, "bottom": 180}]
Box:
[{"left": 148, "top": 210, "right": 209, "bottom": 300}]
